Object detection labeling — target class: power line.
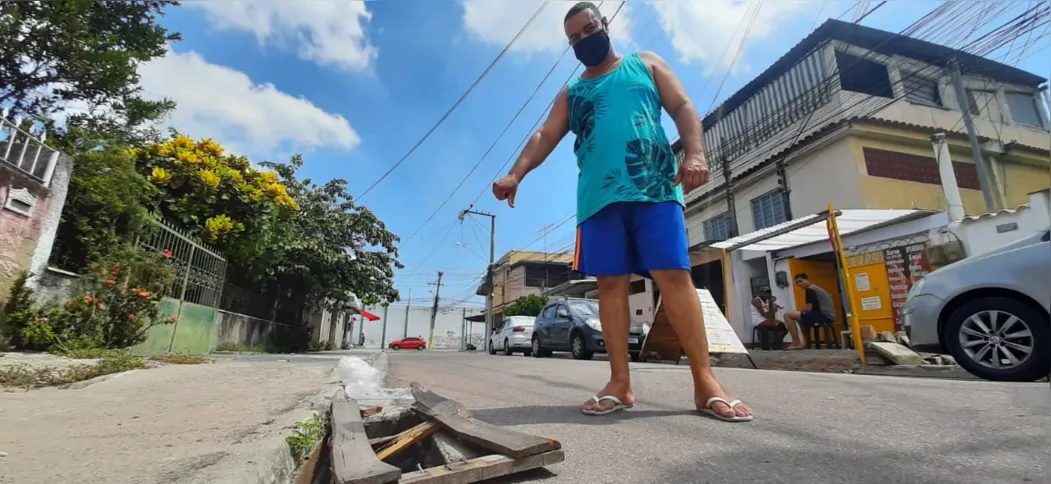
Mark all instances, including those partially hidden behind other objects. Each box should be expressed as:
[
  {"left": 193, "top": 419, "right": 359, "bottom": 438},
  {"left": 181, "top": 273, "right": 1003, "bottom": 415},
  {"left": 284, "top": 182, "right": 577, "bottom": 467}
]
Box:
[
  {"left": 354, "top": 2, "right": 551, "bottom": 201},
  {"left": 398, "top": 1, "right": 627, "bottom": 249}
]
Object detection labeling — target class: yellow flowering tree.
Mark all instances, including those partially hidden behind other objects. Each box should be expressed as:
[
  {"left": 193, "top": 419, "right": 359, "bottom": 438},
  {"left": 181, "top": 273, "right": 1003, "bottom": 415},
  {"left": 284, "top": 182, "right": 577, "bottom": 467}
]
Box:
[{"left": 133, "top": 135, "right": 298, "bottom": 267}]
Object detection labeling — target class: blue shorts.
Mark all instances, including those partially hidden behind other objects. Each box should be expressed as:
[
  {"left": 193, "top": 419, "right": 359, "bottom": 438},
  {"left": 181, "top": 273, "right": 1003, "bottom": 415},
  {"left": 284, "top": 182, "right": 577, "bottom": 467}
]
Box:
[
  {"left": 572, "top": 201, "right": 691, "bottom": 279},
  {"left": 800, "top": 311, "right": 834, "bottom": 328}
]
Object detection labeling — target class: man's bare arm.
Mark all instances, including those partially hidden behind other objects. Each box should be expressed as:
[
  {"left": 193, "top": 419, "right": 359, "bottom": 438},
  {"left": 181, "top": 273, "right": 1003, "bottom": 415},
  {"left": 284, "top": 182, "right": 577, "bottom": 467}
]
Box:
[
  {"left": 642, "top": 51, "right": 704, "bottom": 156},
  {"left": 508, "top": 88, "right": 571, "bottom": 180}
]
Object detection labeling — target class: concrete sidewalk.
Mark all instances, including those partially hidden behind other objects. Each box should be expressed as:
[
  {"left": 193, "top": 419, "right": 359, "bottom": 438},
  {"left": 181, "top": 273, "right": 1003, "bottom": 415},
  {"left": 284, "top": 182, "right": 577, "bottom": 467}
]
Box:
[{"left": 0, "top": 354, "right": 363, "bottom": 484}]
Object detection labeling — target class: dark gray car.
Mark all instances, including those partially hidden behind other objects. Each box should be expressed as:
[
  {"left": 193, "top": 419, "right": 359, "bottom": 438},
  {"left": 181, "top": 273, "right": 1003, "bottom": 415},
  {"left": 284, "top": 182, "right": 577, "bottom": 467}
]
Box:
[{"left": 531, "top": 299, "right": 646, "bottom": 361}]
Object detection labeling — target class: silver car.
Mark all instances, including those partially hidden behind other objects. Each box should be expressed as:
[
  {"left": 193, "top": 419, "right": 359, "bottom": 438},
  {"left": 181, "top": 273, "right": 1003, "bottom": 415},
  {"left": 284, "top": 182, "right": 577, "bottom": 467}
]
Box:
[
  {"left": 903, "top": 228, "right": 1050, "bottom": 382},
  {"left": 488, "top": 316, "right": 535, "bottom": 356}
]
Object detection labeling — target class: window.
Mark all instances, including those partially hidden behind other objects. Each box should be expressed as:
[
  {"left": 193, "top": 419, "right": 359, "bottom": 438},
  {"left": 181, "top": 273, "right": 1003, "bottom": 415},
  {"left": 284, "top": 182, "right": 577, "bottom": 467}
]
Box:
[
  {"left": 703, "top": 214, "right": 733, "bottom": 242},
  {"left": 541, "top": 304, "right": 556, "bottom": 319},
  {"left": 629, "top": 279, "right": 647, "bottom": 295},
  {"left": 567, "top": 300, "right": 599, "bottom": 317},
  {"left": 751, "top": 191, "right": 788, "bottom": 231},
  {"left": 966, "top": 90, "right": 1002, "bottom": 119},
  {"left": 835, "top": 52, "right": 893, "bottom": 98},
  {"left": 903, "top": 75, "right": 941, "bottom": 107},
  {"left": 1005, "top": 92, "right": 1045, "bottom": 128}
]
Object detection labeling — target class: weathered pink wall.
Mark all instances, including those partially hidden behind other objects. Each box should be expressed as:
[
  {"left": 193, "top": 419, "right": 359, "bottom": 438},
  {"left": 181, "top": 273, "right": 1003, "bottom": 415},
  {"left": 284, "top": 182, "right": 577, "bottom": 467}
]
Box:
[{"left": 0, "top": 164, "right": 52, "bottom": 301}]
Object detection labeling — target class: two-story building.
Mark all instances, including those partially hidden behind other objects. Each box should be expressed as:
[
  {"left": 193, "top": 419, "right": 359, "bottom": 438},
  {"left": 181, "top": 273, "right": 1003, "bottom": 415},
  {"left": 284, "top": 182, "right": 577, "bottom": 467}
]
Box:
[
  {"left": 673, "top": 19, "right": 1050, "bottom": 342},
  {"left": 474, "top": 250, "right": 580, "bottom": 329}
]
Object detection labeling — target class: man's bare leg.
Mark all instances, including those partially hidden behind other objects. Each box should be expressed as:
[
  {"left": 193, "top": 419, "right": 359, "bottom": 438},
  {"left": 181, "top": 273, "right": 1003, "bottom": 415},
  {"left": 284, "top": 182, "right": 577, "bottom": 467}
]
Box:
[
  {"left": 783, "top": 311, "right": 807, "bottom": 350},
  {"left": 650, "top": 269, "right": 752, "bottom": 419},
  {"left": 581, "top": 275, "right": 635, "bottom": 413}
]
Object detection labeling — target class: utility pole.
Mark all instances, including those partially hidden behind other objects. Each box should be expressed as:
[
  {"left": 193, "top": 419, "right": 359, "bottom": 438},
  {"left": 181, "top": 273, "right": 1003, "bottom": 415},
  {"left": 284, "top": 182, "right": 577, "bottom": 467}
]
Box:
[
  {"left": 950, "top": 58, "right": 996, "bottom": 212},
  {"left": 719, "top": 140, "right": 740, "bottom": 238},
  {"left": 427, "top": 271, "right": 444, "bottom": 351},
  {"left": 459, "top": 208, "right": 495, "bottom": 352},
  {"left": 776, "top": 157, "right": 793, "bottom": 220},
  {"left": 402, "top": 288, "right": 411, "bottom": 339}
]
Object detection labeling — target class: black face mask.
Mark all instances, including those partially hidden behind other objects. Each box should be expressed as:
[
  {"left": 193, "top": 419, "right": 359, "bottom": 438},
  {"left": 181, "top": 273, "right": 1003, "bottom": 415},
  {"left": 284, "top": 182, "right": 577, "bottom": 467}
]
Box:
[{"left": 573, "top": 29, "right": 611, "bottom": 67}]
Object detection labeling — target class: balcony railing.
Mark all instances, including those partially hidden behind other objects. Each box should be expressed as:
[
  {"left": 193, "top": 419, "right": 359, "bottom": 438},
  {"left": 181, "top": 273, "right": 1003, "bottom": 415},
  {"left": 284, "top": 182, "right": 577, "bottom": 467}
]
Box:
[{"left": 0, "top": 109, "right": 60, "bottom": 186}]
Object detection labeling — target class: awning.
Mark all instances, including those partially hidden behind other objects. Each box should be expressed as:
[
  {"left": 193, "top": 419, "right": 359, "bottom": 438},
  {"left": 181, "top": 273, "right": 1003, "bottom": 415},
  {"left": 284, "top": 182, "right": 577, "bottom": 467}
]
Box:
[
  {"left": 709, "top": 209, "right": 935, "bottom": 253},
  {"left": 360, "top": 309, "right": 380, "bottom": 321}
]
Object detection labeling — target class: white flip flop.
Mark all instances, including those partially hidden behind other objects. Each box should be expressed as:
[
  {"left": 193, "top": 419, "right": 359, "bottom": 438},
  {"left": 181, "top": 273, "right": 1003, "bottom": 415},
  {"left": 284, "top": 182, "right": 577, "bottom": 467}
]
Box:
[
  {"left": 581, "top": 395, "right": 633, "bottom": 416},
  {"left": 698, "top": 396, "right": 754, "bottom": 422}
]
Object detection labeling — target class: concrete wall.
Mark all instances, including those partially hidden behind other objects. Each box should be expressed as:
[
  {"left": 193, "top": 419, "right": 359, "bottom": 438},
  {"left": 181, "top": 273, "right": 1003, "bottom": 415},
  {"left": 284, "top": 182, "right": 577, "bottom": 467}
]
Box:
[
  {"left": 954, "top": 190, "right": 1051, "bottom": 257},
  {"left": 0, "top": 155, "right": 71, "bottom": 303},
  {"left": 355, "top": 304, "right": 483, "bottom": 350},
  {"left": 214, "top": 310, "right": 274, "bottom": 348}
]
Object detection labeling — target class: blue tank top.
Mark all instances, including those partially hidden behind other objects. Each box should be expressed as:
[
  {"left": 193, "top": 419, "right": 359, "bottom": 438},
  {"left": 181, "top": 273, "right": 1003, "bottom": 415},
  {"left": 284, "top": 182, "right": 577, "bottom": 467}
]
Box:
[{"left": 567, "top": 52, "right": 684, "bottom": 224}]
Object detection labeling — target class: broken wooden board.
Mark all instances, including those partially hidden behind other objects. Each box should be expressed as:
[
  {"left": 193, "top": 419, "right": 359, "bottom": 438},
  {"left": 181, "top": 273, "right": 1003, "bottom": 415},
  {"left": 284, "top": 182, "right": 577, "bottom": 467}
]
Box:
[
  {"left": 375, "top": 420, "right": 442, "bottom": 461},
  {"left": 410, "top": 383, "right": 560, "bottom": 459},
  {"left": 641, "top": 289, "right": 750, "bottom": 364},
  {"left": 399, "top": 450, "right": 565, "bottom": 484},
  {"left": 330, "top": 391, "right": 402, "bottom": 484}
]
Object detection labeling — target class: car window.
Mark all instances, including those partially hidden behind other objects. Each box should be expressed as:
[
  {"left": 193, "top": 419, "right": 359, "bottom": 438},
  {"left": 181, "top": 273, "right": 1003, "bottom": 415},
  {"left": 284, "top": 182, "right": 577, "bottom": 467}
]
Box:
[
  {"left": 567, "top": 300, "right": 599, "bottom": 317},
  {"left": 541, "top": 304, "right": 556, "bottom": 319}
]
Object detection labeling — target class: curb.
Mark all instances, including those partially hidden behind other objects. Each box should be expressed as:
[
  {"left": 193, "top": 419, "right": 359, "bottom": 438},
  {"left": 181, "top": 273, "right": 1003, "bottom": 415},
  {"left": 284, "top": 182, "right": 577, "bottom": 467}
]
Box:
[{"left": 856, "top": 364, "right": 980, "bottom": 380}]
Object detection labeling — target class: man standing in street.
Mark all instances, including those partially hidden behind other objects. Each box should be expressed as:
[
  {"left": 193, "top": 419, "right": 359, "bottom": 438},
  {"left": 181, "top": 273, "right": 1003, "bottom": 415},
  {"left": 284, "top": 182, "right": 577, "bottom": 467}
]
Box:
[
  {"left": 491, "top": 2, "right": 752, "bottom": 422},
  {"left": 783, "top": 273, "right": 837, "bottom": 350}
]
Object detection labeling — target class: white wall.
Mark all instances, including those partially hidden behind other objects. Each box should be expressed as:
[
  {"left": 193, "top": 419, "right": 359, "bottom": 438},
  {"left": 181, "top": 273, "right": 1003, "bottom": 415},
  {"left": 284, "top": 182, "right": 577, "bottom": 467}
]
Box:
[
  {"left": 355, "top": 305, "right": 483, "bottom": 350},
  {"left": 954, "top": 190, "right": 1051, "bottom": 257}
]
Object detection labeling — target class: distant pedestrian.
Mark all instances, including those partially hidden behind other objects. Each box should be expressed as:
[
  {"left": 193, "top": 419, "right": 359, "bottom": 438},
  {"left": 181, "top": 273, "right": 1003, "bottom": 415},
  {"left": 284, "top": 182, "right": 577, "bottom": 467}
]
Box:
[
  {"left": 751, "top": 286, "right": 786, "bottom": 349},
  {"left": 491, "top": 1, "right": 752, "bottom": 422},
  {"left": 783, "top": 273, "right": 836, "bottom": 350}
]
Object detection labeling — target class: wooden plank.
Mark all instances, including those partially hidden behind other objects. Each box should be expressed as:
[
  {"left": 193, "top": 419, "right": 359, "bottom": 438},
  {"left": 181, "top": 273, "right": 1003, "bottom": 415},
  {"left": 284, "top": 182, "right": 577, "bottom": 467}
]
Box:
[
  {"left": 640, "top": 296, "right": 685, "bottom": 363},
  {"left": 374, "top": 420, "right": 441, "bottom": 461},
  {"left": 431, "top": 432, "right": 482, "bottom": 464},
  {"left": 410, "top": 384, "right": 559, "bottom": 459},
  {"left": 361, "top": 406, "right": 383, "bottom": 418},
  {"left": 399, "top": 450, "right": 565, "bottom": 484},
  {"left": 330, "top": 392, "right": 402, "bottom": 484}
]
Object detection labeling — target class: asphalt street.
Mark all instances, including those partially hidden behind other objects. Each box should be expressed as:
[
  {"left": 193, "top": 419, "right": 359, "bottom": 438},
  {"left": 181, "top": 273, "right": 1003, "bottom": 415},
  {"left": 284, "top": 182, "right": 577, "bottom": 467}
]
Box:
[{"left": 387, "top": 351, "right": 1051, "bottom": 484}]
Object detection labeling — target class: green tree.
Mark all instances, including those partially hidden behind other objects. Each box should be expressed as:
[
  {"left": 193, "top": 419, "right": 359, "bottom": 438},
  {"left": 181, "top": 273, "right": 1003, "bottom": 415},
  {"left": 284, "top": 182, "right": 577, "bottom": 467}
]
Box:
[
  {"left": 0, "top": 0, "right": 180, "bottom": 120},
  {"left": 503, "top": 294, "right": 548, "bottom": 317},
  {"left": 51, "top": 146, "right": 157, "bottom": 272}
]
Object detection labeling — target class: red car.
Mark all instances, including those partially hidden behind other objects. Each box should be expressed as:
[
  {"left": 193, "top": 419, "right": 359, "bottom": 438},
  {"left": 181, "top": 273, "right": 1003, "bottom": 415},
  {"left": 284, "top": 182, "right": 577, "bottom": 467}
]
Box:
[{"left": 388, "top": 336, "right": 426, "bottom": 351}]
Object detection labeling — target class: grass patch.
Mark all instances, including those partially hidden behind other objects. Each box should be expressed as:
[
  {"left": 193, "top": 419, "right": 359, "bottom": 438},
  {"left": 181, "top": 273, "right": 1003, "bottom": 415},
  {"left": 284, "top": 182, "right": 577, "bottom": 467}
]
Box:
[
  {"left": 53, "top": 348, "right": 120, "bottom": 359},
  {"left": 286, "top": 412, "right": 328, "bottom": 468},
  {"left": 0, "top": 352, "right": 146, "bottom": 389},
  {"left": 151, "top": 353, "right": 211, "bottom": 365},
  {"left": 214, "top": 343, "right": 268, "bottom": 353}
]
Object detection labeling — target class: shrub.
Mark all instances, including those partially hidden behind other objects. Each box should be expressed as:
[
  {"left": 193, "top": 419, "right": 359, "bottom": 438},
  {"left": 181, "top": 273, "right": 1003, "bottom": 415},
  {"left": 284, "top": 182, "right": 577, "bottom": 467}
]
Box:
[{"left": 1, "top": 271, "right": 45, "bottom": 350}]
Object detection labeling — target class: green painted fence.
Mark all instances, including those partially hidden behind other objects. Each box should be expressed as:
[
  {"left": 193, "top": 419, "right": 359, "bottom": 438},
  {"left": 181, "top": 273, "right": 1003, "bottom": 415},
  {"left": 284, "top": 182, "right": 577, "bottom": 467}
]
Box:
[{"left": 132, "top": 297, "right": 217, "bottom": 356}]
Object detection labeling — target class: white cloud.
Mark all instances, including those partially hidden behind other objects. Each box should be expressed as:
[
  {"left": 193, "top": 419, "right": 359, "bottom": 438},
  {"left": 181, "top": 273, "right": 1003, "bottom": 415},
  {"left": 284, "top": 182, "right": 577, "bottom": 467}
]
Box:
[
  {"left": 186, "top": 0, "right": 377, "bottom": 72},
  {"left": 136, "top": 49, "right": 359, "bottom": 157},
  {"left": 462, "top": 1, "right": 632, "bottom": 55},
  {"left": 651, "top": 0, "right": 812, "bottom": 72}
]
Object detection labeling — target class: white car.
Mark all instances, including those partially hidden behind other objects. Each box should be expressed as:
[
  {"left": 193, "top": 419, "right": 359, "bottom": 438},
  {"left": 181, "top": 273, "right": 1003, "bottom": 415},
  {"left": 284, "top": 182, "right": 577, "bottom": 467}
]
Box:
[{"left": 489, "top": 316, "right": 535, "bottom": 356}]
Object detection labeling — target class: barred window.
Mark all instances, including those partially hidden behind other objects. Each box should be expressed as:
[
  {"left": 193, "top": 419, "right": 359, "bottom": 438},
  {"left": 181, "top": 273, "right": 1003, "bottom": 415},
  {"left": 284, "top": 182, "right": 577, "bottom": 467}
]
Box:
[
  {"left": 751, "top": 191, "right": 788, "bottom": 231},
  {"left": 703, "top": 214, "right": 733, "bottom": 242}
]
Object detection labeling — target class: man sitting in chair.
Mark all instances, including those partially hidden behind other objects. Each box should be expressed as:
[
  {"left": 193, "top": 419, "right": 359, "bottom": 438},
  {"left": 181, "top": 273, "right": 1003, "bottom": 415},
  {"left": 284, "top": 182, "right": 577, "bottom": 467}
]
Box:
[
  {"left": 783, "top": 273, "right": 836, "bottom": 350},
  {"left": 750, "top": 286, "right": 785, "bottom": 349}
]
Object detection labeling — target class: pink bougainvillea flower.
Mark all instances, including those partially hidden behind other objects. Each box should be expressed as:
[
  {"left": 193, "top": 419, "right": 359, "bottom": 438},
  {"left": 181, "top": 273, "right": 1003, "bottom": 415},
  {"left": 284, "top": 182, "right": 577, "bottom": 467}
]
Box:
[
  {"left": 97, "top": 303, "right": 105, "bottom": 309},
  {"left": 172, "top": 316, "right": 179, "bottom": 323},
  {"left": 112, "top": 264, "right": 121, "bottom": 269},
  {"left": 106, "top": 279, "right": 116, "bottom": 285},
  {"left": 139, "top": 291, "right": 151, "bottom": 298},
  {"left": 131, "top": 288, "right": 139, "bottom": 293},
  {"left": 84, "top": 295, "right": 93, "bottom": 303},
  {"left": 162, "top": 249, "right": 172, "bottom": 259},
  {"left": 128, "top": 314, "right": 137, "bottom": 320}
]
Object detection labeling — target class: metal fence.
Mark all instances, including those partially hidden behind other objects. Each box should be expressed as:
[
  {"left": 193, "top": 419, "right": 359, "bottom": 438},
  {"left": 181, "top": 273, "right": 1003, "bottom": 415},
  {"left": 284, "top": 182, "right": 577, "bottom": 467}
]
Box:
[
  {"left": 138, "top": 216, "right": 227, "bottom": 307},
  {"left": 0, "top": 109, "right": 61, "bottom": 185}
]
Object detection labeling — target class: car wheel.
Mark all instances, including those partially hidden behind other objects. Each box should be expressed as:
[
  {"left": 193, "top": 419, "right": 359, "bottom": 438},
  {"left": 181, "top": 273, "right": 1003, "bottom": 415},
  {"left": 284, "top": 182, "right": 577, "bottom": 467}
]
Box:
[
  {"left": 488, "top": 342, "right": 496, "bottom": 355},
  {"left": 504, "top": 339, "right": 514, "bottom": 356},
  {"left": 571, "top": 333, "right": 594, "bottom": 360},
  {"left": 416, "top": 345, "right": 425, "bottom": 351},
  {"left": 943, "top": 296, "right": 1050, "bottom": 382},
  {"left": 392, "top": 344, "right": 400, "bottom": 351},
  {"left": 531, "top": 337, "right": 544, "bottom": 358}
]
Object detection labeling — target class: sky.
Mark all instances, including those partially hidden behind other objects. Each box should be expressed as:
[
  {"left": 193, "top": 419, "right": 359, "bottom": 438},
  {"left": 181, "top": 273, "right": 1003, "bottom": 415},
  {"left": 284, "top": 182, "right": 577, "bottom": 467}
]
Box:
[{"left": 139, "top": 0, "right": 1049, "bottom": 309}]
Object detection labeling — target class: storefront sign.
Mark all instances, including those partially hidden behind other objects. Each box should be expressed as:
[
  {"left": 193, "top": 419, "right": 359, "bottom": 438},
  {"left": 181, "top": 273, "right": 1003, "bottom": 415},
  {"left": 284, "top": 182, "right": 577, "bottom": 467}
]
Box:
[{"left": 884, "top": 243, "right": 931, "bottom": 331}]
